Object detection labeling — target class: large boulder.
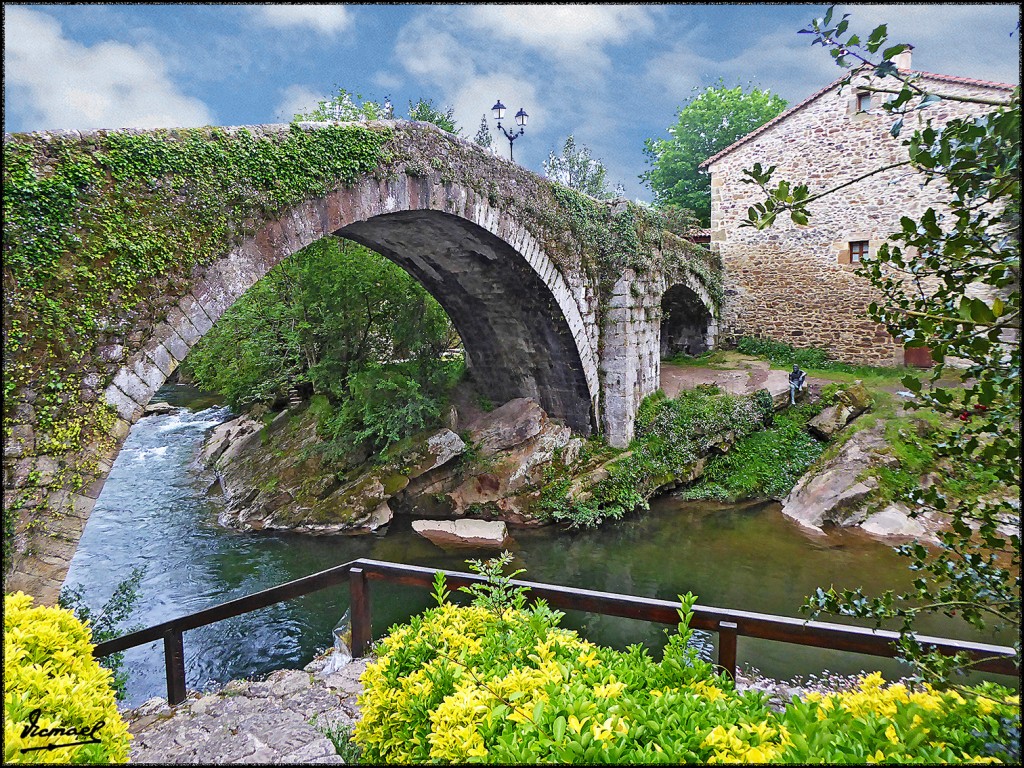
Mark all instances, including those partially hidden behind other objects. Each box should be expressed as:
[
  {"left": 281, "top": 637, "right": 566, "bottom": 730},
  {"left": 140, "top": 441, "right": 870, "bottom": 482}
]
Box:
[
  {"left": 860, "top": 503, "right": 931, "bottom": 540},
  {"left": 411, "top": 519, "right": 512, "bottom": 549},
  {"left": 467, "top": 398, "right": 547, "bottom": 456},
  {"left": 807, "top": 381, "right": 873, "bottom": 439},
  {"left": 200, "top": 413, "right": 264, "bottom": 467},
  {"left": 781, "top": 424, "right": 895, "bottom": 530},
  {"left": 397, "top": 398, "right": 571, "bottom": 523},
  {"left": 143, "top": 401, "right": 178, "bottom": 416},
  {"left": 206, "top": 406, "right": 465, "bottom": 534}
]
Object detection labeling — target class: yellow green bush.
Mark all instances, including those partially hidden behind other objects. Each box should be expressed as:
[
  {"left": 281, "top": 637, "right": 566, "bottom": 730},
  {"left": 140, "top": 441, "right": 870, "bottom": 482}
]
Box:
[
  {"left": 354, "top": 569, "right": 1020, "bottom": 764},
  {"left": 4, "top": 592, "right": 132, "bottom": 764}
]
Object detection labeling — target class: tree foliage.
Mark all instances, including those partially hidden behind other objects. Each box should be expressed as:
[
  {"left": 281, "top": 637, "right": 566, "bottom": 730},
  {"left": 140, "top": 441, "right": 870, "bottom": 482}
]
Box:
[
  {"left": 293, "top": 88, "right": 461, "bottom": 136},
  {"left": 543, "top": 135, "right": 623, "bottom": 199},
  {"left": 181, "top": 237, "right": 459, "bottom": 444},
  {"left": 408, "top": 98, "right": 460, "bottom": 135},
  {"left": 58, "top": 567, "right": 145, "bottom": 701},
  {"left": 743, "top": 6, "right": 1020, "bottom": 685},
  {"left": 473, "top": 114, "right": 494, "bottom": 150},
  {"left": 643, "top": 82, "right": 788, "bottom": 224},
  {"left": 292, "top": 88, "right": 389, "bottom": 123},
  {"left": 186, "top": 91, "right": 467, "bottom": 455}
]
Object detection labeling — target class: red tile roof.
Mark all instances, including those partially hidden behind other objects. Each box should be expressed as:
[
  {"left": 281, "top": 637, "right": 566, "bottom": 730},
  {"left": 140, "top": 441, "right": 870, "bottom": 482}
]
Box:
[{"left": 698, "top": 69, "right": 1017, "bottom": 170}]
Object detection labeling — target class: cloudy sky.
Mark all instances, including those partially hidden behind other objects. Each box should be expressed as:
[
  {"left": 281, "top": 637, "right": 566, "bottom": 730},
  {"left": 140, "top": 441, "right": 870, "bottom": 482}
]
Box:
[{"left": 5, "top": 3, "right": 1020, "bottom": 200}]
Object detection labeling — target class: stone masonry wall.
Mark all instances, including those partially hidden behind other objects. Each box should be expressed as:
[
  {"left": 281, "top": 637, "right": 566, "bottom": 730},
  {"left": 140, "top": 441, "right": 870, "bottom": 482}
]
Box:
[{"left": 707, "top": 71, "right": 1014, "bottom": 365}]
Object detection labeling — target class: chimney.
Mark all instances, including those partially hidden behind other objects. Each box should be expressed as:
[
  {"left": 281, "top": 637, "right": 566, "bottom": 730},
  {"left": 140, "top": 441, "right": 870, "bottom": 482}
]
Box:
[{"left": 892, "top": 45, "right": 914, "bottom": 71}]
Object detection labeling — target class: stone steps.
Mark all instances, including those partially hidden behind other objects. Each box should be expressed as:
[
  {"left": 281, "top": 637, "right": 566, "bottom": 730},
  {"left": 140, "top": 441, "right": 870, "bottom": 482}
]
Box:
[{"left": 123, "top": 655, "right": 368, "bottom": 764}]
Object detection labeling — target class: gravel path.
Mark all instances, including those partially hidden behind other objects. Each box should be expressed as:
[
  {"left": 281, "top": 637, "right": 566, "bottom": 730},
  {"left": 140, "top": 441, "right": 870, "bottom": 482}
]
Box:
[{"left": 660, "top": 358, "right": 791, "bottom": 400}]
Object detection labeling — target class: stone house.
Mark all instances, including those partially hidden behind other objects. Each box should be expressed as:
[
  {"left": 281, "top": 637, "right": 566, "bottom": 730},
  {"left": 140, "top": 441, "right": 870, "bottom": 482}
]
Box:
[{"left": 700, "top": 50, "right": 1016, "bottom": 366}]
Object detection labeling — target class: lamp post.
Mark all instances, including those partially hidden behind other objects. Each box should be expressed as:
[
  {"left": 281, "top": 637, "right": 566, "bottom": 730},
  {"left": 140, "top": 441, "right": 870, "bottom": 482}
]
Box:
[{"left": 491, "top": 100, "right": 528, "bottom": 161}]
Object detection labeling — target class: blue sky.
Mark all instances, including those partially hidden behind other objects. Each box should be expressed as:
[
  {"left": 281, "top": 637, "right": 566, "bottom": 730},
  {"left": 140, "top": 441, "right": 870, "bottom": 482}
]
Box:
[{"left": 5, "top": 3, "right": 1020, "bottom": 200}]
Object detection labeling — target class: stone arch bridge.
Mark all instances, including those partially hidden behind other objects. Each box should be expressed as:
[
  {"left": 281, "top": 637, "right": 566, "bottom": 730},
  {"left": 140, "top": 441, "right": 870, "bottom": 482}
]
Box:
[{"left": 2, "top": 120, "right": 720, "bottom": 601}]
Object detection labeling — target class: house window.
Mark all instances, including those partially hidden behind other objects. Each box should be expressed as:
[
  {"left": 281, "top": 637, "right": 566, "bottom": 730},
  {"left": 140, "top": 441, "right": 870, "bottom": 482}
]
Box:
[
  {"left": 850, "top": 240, "right": 869, "bottom": 262},
  {"left": 856, "top": 92, "right": 872, "bottom": 113}
]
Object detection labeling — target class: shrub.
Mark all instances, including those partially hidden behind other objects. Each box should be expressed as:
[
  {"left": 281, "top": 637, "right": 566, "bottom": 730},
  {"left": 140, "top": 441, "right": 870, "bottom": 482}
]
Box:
[
  {"left": 4, "top": 592, "right": 133, "bottom": 764},
  {"left": 354, "top": 565, "right": 755, "bottom": 763},
  {"left": 736, "top": 336, "right": 836, "bottom": 370},
  {"left": 58, "top": 566, "right": 145, "bottom": 701},
  {"left": 680, "top": 404, "right": 825, "bottom": 502},
  {"left": 320, "top": 358, "right": 463, "bottom": 457},
  {"left": 764, "top": 673, "right": 1018, "bottom": 764},
  {"left": 540, "top": 387, "right": 775, "bottom": 528},
  {"left": 353, "top": 557, "right": 1019, "bottom": 764}
]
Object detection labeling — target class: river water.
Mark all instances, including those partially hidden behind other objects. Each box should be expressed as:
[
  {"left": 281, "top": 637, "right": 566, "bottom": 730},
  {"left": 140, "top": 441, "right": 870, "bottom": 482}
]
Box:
[{"left": 64, "top": 381, "right": 1015, "bottom": 707}]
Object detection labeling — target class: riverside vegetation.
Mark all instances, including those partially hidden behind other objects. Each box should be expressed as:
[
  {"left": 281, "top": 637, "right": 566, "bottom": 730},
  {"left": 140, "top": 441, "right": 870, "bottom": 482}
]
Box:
[
  {"left": 741, "top": 6, "right": 1019, "bottom": 687},
  {"left": 348, "top": 554, "right": 1018, "bottom": 764},
  {"left": 181, "top": 219, "right": 1003, "bottom": 540},
  {"left": 8, "top": 20, "right": 1018, "bottom": 758}
]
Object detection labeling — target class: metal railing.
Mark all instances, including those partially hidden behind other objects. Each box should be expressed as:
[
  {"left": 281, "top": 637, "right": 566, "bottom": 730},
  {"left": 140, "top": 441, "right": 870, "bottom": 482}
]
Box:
[{"left": 93, "top": 557, "right": 1017, "bottom": 706}]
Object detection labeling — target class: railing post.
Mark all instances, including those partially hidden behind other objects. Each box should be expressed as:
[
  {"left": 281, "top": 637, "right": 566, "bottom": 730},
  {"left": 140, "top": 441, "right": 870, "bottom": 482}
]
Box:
[
  {"left": 718, "top": 621, "right": 738, "bottom": 680},
  {"left": 350, "top": 566, "right": 371, "bottom": 658},
  {"left": 163, "top": 629, "right": 187, "bottom": 706}
]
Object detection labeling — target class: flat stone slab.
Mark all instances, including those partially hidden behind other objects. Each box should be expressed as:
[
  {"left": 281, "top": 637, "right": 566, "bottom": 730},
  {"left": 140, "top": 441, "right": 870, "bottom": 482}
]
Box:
[
  {"left": 411, "top": 518, "right": 512, "bottom": 549},
  {"left": 660, "top": 359, "right": 792, "bottom": 408},
  {"left": 143, "top": 401, "right": 178, "bottom": 416},
  {"left": 861, "top": 503, "right": 933, "bottom": 541}
]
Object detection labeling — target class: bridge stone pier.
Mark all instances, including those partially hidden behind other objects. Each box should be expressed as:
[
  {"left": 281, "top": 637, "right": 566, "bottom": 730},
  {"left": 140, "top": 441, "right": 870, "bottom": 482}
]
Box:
[{"left": 3, "top": 121, "right": 720, "bottom": 602}]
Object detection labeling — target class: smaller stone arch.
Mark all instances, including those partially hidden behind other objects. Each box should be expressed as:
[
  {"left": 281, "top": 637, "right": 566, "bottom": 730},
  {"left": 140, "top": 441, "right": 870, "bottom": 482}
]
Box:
[{"left": 660, "top": 281, "right": 717, "bottom": 358}]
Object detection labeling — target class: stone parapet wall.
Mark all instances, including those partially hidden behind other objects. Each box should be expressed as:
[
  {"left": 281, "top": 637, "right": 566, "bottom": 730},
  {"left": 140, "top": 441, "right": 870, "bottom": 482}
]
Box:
[{"left": 707, "top": 72, "right": 1014, "bottom": 364}]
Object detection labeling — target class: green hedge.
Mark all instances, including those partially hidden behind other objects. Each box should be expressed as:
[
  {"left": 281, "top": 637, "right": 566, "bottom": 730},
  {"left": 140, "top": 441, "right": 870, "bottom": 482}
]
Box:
[
  {"left": 353, "top": 565, "right": 1019, "bottom": 764},
  {"left": 4, "top": 592, "right": 133, "bottom": 763}
]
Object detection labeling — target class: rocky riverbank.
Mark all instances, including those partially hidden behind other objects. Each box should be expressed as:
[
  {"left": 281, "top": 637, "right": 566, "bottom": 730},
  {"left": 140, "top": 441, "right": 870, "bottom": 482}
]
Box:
[
  {"left": 196, "top": 366, "right": 796, "bottom": 543},
  {"left": 186, "top": 356, "right": 999, "bottom": 546},
  {"left": 199, "top": 393, "right": 584, "bottom": 539}
]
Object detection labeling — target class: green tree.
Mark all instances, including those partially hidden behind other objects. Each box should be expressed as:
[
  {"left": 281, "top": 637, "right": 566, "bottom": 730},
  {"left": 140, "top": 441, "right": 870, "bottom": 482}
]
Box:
[
  {"left": 643, "top": 82, "right": 788, "bottom": 224},
  {"left": 543, "top": 135, "right": 622, "bottom": 199},
  {"left": 293, "top": 88, "right": 387, "bottom": 122},
  {"left": 408, "top": 98, "right": 460, "bottom": 135},
  {"left": 473, "top": 114, "right": 493, "bottom": 150},
  {"left": 181, "top": 237, "right": 457, "bottom": 411},
  {"left": 743, "top": 7, "right": 1020, "bottom": 686}
]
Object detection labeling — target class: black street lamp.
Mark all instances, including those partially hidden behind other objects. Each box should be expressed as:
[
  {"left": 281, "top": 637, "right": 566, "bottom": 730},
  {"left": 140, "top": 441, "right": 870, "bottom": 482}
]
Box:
[{"left": 491, "top": 100, "right": 528, "bottom": 161}]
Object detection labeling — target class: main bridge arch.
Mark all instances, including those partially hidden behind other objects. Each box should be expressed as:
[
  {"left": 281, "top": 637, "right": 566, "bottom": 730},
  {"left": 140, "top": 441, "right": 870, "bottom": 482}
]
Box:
[
  {"left": 169, "top": 178, "right": 602, "bottom": 435},
  {"left": 2, "top": 121, "right": 718, "bottom": 602}
]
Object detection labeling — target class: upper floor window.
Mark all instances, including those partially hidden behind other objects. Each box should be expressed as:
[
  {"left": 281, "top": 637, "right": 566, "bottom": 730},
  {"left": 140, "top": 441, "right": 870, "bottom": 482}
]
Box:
[
  {"left": 850, "top": 240, "right": 869, "bottom": 262},
  {"left": 856, "top": 91, "right": 872, "bottom": 113}
]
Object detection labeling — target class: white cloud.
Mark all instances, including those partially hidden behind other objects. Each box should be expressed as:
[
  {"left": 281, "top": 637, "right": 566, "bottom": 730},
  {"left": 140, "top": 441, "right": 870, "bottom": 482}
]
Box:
[
  {"left": 251, "top": 6, "right": 353, "bottom": 36},
  {"left": 4, "top": 7, "right": 213, "bottom": 131},
  {"left": 646, "top": 28, "right": 844, "bottom": 107},
  {"left": 451, "top": 73, "right": 540, "bottom": 140},
  {"left": 393, "top": 18, "right": 479, "bottom": 87},
  {"left": 391, "top": 12, "right": 544, "bottom": 160},
  {"left": 274, "top": 84, "right": 330, "bottom": 121},
  {"left": 835, "top": 5, "right": 1020, "bottom": 84},
  {"left": 464, "top": 5, "right": 654, "bottom": 67}
]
